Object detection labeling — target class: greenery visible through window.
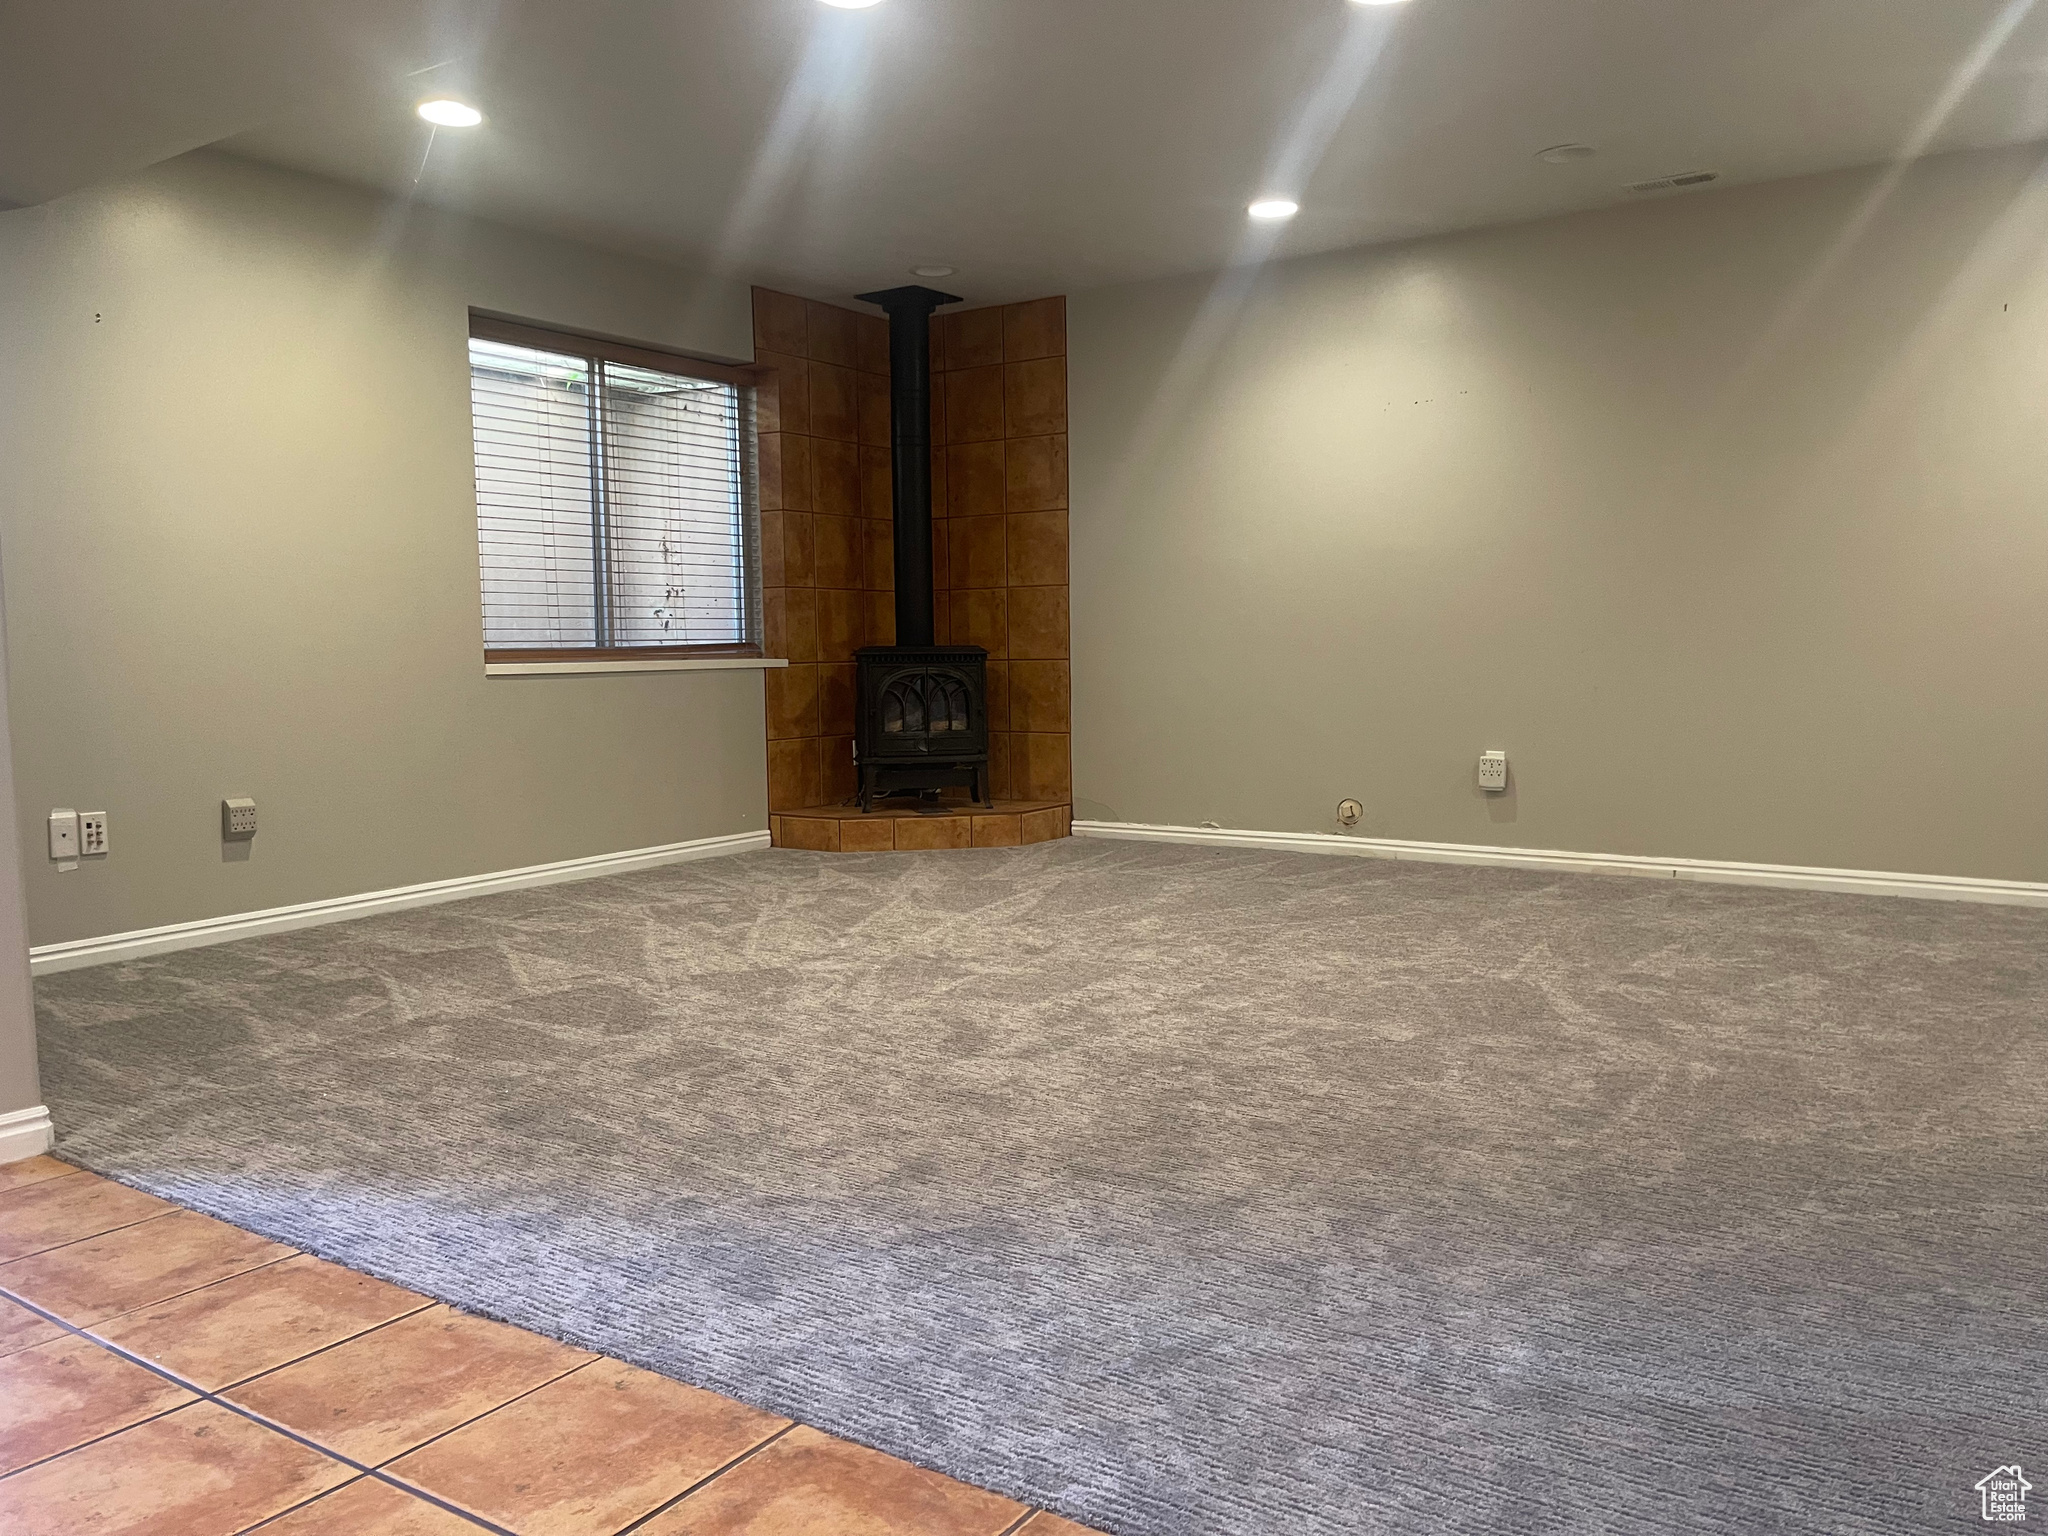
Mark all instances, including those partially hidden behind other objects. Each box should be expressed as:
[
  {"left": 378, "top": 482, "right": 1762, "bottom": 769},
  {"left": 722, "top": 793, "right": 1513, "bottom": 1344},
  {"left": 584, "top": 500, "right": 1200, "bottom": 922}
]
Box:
[{"left": 468, "top": 316, "right": 759, "bottom": 659}]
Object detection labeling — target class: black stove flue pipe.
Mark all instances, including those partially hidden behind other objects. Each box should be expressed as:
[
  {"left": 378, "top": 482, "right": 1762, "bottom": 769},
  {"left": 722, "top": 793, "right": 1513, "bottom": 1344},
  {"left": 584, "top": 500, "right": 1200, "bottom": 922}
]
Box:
[{"left": 855, "top": 283, "right": 962, "bottom": 648}]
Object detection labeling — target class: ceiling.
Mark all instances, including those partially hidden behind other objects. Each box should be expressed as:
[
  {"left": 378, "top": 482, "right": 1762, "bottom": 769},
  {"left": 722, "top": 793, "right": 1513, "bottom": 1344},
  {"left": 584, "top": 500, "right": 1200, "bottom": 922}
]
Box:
[{"left": 7, "top": 0, "right": 2048, "bottom": 305}]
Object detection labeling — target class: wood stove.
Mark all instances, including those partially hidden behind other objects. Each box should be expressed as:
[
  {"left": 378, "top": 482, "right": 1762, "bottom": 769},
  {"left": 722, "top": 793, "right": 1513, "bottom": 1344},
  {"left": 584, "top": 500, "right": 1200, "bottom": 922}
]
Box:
[
  {"left": 854, "top": 644, "right": 988, "bottom": 808},
  {"left": 853, "top": 283, "right": 990, "bottom": 811}
]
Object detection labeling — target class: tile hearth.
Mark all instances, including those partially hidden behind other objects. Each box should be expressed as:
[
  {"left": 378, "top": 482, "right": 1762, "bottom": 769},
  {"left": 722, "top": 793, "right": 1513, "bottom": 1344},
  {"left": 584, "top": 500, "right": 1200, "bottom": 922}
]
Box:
[{"left": 770, "top": 799, "right": 1071, "bottom": 852}]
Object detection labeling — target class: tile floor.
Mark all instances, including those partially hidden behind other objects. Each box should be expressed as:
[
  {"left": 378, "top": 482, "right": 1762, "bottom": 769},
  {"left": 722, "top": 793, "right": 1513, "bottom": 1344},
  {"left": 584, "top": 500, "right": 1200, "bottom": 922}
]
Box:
[{"left": 0, "top": 1153, "right": 1103, "bottom": 1536}]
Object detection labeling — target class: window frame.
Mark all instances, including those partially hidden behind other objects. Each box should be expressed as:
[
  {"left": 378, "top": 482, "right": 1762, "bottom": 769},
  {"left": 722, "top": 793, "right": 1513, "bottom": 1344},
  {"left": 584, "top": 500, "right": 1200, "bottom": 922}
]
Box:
[{"left": 467, "top": 311, "right": 767, "bottom": 666}]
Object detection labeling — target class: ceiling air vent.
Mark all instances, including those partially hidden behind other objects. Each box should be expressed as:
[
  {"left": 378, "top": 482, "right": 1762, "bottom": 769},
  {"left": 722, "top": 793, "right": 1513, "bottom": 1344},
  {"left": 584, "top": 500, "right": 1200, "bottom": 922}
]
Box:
[{"left": 1625, "top": 171, "right": 1719, "bottom": 194}]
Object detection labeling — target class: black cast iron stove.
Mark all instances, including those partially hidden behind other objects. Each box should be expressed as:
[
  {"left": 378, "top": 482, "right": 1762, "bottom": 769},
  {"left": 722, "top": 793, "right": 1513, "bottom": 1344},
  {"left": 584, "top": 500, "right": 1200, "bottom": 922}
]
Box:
[{"left": 853, "top": 284, "right": 991, "bottom": 810}]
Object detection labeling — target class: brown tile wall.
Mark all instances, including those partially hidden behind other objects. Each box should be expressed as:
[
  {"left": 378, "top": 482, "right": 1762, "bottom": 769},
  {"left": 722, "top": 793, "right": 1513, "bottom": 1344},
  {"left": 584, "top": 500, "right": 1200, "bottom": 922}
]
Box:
[
  {"left": 753, "top": 289, "right": 895, "bottom": 812},
  {"left": 756, "top": 288, "right": 1070, "bottom": 813},
  {"left": 931, "top": 296, "right": 1071, "bottom": 802}
]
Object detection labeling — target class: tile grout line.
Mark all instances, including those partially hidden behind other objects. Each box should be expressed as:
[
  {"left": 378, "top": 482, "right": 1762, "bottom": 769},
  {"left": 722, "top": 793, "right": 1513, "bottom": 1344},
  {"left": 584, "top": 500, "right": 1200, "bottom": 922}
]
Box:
[
  {"left": 24, "top": 1271, "right": 1037, "bottom": 1536},
  {"left": 0, "top": 1287, "right": 523, "bottom": 1536},
  {"left": 0, "top": 1396, "right": 202, "bottom": 1483},
  {"left": 0, "top": 1162, "right": 80, "bottom": 1196},
  {"left": 609, "top": 1420, "right": 799, "bottom": 1536},
  {"left": 364, "top": 1354, "right": 600, "bottom": 1475},
  {"left": 207, "top": 1337, "right": 605, "bottom": 1530},
  {"left": 0, "top": 1203, "right": 188, "bottom": 1268},
  {"left": 0, "top": 1167, "right": 92, "bottom": 1200},
  {"left": 204, "top": 1297, "right": 443, "bottom": 1393},
  {"left": 4, "top": 1233, "right": 1061, "bottom": 1536},
  {"left": 229, "top": 1470, "right": 378, "bottom": 1535},
  {"left": 0, "top": 1265, "right": 426, "bottom": 1391},
  {"left": 70, "top": 1249, "right": 310, "bottom": 1340}
]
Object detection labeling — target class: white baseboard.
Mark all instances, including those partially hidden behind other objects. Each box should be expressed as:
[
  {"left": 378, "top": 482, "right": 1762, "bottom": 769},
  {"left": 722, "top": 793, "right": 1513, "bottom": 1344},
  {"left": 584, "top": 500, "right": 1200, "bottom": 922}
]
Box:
[
  {"left": 1072, "top": 820, "right": 2048, "bottom": 907},
  {"left": 0, "top": 1105, "right": 55, "bottom": 1163},
  {"left": 29, "top": 829, "right": 771, "bottom": 976}
]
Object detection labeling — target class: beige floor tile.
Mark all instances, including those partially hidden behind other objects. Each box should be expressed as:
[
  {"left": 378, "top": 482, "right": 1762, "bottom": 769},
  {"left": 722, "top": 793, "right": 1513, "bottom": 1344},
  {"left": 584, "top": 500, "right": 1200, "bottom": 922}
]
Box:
[
  {"left": 93, "top": 1251, "right": 432, "bottom": 1390},
  {"left": 0, "top": 1155, "right": 78, "bottom": 1194},
  {"left": 0, "top": 1331, "right": 196, "bottom": 1474},
  {"left": 637, "top": 1424, "right": 1026, "bottom": 1536},
  {"left": 388, "top": 1356, "right": 789, "bottom": 1536},
  {"left": 0, "top": 1209, "right": 295, "bottom": 1325},
  {"left": 0, "top": 1293, "right": 63, "bottom": 1358},
  {"left": 0, "top": 1400, "right": 351, "bottom": 1536},
  {"left": 260, "top": 1474, "right": 486, "bottom": 1535},
  {"left": 224, "top": 1304, "right": 595, "bottom": 1466},
  {"left": 0, "top": 1172, "right": 172, "bottom": 1263}
]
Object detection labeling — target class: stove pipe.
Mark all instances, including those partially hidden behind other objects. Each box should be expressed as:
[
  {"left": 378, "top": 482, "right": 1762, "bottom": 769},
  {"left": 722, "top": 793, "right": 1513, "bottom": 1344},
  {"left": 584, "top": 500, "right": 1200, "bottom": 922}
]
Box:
[{"left": 855, "top": 284, "right": 962, "bottom": 648}]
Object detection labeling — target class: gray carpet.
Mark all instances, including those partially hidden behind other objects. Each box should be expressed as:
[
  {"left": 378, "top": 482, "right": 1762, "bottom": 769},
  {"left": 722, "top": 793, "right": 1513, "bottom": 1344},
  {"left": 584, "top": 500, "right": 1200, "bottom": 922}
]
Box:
[{"left": 32, "top": 840, "right": 2047, "bottom": 1534}]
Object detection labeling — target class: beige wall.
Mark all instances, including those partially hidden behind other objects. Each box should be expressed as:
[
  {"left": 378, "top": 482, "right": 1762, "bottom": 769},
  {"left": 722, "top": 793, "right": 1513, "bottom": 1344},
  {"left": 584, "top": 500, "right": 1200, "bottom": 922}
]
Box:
[
  {"left": 0, "top": 150, "right": 769, "bottom": 948},
  {"left": 1068, "top": 143, "right": 2048, "bottom": 882}
]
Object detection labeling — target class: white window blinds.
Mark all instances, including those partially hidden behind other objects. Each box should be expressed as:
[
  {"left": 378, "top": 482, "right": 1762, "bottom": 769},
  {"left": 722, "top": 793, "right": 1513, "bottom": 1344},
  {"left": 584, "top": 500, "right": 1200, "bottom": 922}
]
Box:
[{"left": 468, "top": 323, "right": 758, "bottom": 655}]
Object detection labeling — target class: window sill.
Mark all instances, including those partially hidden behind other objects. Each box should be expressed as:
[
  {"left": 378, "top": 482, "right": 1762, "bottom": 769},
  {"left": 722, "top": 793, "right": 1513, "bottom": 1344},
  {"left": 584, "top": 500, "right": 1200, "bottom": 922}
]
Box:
[{"left": 485, "top": 656, "right": 792, "bottom": 677}]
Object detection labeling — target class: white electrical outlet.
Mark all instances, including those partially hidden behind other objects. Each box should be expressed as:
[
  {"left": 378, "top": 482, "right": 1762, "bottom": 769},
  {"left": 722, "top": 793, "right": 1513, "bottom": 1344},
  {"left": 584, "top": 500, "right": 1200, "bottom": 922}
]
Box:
[
  {"left": 48, "top": 809, "right": 79, "bottom": 859},
  {"left": 1478, "top": 751, "right": 1509, "bottom": 791},
  {"left": 78, "top": 812, "right": 108, "bottom": 856},
  {"left": 222, "top": 797, "right": 258, "bottom": 839}
]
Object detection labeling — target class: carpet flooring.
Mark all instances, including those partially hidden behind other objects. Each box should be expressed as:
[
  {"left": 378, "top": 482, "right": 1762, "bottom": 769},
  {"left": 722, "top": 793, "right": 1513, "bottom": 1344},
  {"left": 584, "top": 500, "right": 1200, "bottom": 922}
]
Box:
[{"left": 33, "top": 840, "right": 2047, "bottom": 1534}]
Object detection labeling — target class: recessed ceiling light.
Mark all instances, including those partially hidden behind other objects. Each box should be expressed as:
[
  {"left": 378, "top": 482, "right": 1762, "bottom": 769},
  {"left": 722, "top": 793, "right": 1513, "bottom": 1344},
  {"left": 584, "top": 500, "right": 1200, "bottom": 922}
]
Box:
[
  {"left": 911, "top": 265, "right": 957, "bottom": 278},
  {"left": 1349, "top": 0, "right": 1414, "bottom": 7},
  {"left": 1248, "top": 199, "right": 1300, "bottom": 221},
  {"left": 417, "top": 99, "right": 483, "bottom": 128},
  {"left": 1536, "top": 143, "right": 1596, "bottom": 164},
  {"left": 819, "top": 0, "right": 885, "bottom": 8}
]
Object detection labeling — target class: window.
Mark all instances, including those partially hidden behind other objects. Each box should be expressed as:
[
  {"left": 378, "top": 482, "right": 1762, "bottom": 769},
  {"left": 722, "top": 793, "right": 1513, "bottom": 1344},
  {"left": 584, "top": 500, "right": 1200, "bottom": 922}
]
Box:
[{"left": 467, "top": 314, "right": 760, "bottom": 662}]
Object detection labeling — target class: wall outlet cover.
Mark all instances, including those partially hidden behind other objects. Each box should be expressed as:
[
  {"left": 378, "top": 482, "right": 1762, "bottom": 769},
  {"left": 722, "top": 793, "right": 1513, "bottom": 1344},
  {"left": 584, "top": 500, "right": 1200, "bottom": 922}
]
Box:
[
  {"left": 222, "top": 797, "right": 258, "bottom": 839},
  {"left": 78, "top": 812, "right": 107, "bottom": 856},
  {"left": 48, "top": 809, "right": 79, "bottom": 859},
  {"left": 1479, "top": 751, "right": 1509, "bottom": 791}
]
